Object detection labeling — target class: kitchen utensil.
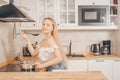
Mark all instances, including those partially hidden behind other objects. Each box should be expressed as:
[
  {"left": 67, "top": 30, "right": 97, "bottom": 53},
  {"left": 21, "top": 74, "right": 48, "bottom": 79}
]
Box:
[
  {"left": 20, "top": 61, "right": 35, "bottom": 72},
  {"left": 90, "top": 44, "right": 101, "bottom": 56},
  {"left": 17, "top": 33, "right": 40, "bottom": 36}
]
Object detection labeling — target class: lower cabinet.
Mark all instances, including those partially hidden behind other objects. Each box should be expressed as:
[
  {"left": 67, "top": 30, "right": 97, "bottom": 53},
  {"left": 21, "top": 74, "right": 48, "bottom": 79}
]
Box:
[
  {"left": 113, "top": 60, "right": 120, "bottom": 80},
  {"left": 65, "top": 59, "right": 119, "bottom": 80},
  {"left": 67, "top": 60, "right": 87, "bottom": 71},
  {"left": 88, "top": 60, "right": 113, "bottom": 80}
]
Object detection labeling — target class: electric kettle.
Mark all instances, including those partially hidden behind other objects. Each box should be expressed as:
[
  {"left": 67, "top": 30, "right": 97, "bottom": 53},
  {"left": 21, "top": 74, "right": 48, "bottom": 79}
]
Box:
[{"left": 90, "top": 44, "right": 101, "bottom": 56}]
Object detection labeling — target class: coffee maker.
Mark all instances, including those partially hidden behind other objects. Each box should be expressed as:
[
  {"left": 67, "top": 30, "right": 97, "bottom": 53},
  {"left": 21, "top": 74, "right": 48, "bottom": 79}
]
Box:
[{"left": 101, "top": 40, "right": 111, "bottom": 55}]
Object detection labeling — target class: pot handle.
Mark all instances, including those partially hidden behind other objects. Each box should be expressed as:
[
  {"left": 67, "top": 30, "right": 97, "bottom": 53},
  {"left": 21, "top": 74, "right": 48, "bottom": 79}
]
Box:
[{"left": 90, "top": 44, "right": 94, "bottom": 52}]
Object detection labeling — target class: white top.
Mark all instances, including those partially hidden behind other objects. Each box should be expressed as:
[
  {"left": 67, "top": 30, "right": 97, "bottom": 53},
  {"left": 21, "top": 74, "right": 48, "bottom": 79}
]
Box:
[{"left": 38, "top": 46, "right": 59, "bottom": 62}]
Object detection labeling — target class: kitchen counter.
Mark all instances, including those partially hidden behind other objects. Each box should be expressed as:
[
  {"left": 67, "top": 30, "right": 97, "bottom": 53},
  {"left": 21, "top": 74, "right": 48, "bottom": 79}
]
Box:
[
  {"left": 0, "top": 71, "right": 107, "bottom": 80},
  {"left": 68, "top": 53, "right": 120, "bottom": 60}
]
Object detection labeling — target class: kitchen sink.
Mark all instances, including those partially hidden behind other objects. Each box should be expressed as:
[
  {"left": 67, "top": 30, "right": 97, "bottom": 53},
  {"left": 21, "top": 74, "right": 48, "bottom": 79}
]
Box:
[{"left": 67, "top": 54, "right": 85, "bottom": 58}]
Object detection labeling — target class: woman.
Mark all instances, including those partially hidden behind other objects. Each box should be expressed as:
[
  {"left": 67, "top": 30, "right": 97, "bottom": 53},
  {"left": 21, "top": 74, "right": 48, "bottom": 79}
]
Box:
[{"left": 21, "top": 17, "right": 67, "bottom": 71}]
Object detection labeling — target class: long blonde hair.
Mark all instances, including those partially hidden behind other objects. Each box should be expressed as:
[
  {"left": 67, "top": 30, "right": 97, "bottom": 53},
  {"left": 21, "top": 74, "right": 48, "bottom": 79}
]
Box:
[{"left": 43, "top": 17, "right": 67, "bottom": 63}]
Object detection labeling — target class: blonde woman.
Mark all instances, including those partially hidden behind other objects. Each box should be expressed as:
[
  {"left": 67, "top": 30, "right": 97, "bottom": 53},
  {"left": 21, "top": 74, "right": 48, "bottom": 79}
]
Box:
[{"left": 21, "top": 17, "right": 67, "bottom": 71}]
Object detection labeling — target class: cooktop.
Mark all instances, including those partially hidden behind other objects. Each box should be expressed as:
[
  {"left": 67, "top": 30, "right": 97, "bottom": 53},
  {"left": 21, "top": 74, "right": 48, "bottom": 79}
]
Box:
[{"left": 0, "top": 64, "right": 40, "bottom": 72}]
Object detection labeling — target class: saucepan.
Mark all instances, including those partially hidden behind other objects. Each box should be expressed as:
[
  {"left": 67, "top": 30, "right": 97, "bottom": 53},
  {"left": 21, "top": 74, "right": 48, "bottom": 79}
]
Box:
[{"left": 20, "top": 61, "right": 35, "bottom": 71}]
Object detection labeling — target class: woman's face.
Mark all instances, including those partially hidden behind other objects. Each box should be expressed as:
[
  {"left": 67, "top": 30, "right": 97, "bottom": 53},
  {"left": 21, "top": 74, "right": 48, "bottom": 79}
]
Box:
[{"left": 41, "top": 19, "right": 53, "bottom": 34}]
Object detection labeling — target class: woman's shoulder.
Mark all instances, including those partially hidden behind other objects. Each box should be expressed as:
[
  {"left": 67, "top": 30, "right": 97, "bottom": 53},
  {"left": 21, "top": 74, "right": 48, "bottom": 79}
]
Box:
[{"left": 40, "top": 39, "right": 46, "bottom": 45}]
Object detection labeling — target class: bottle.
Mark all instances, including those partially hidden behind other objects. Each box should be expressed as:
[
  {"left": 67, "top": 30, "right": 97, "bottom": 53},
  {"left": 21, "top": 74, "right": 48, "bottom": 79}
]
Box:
[{"left": 23, "top": 44, "right": 31, "bottom": 57}]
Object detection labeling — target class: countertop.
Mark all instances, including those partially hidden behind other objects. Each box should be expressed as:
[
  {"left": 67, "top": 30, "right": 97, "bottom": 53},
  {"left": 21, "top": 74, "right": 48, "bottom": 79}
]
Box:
[
  {"left": 0, "top": 53, "right": 119, "bottom": 72},
  {"left": 0, "top": 71, "right": 107, "bottom": 80},
  {"left": 67, "top": 53, "right": 120, "bottom": 60}
]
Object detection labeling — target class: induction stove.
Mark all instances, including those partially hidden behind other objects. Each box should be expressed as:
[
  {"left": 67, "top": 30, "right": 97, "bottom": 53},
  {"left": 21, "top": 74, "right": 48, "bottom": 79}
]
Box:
[{"left": 0, "top": 64, "right": 40, "bottom": 72}]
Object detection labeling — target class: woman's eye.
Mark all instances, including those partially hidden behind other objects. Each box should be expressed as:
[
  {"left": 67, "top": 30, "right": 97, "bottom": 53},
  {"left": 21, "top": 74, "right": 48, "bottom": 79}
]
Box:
[
  {"left": 42, "top": 23, "right": 45, "bottom": 26},
  {"left": 47, "top": 24, "right": 50, "bottom": 27}
]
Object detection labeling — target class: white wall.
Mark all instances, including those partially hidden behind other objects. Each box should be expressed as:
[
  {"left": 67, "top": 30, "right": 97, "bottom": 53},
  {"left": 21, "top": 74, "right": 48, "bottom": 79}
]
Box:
[
  {"left": 114, "top": 29, "right": 120, "bottom": 55},
  {"left": 0, "top": 23, "right": 16, "bottom": 63},
  {"left": 114, "top": 0, "right": 120, "bottom": 56}
]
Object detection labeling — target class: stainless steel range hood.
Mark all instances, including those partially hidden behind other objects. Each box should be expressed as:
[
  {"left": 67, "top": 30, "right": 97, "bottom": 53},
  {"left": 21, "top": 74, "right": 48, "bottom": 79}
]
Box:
[{"left": 0, "top": 0, "right": 35, "bottom": 22}]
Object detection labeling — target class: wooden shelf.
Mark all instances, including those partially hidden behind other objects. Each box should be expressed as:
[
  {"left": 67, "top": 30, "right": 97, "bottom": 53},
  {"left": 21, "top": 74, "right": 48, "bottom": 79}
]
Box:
[
  {"left": 58, "top": 26, "right": 118, "bottom": 30},
  {"left": 21, "top": 25, "right": 118, "bottom": 31}
]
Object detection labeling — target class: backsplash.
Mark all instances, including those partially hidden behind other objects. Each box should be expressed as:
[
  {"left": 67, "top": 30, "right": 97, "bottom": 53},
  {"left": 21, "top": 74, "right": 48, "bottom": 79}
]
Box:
[
  {"left": 59, "top": 30, "right": 115, "bottom": 53},
  {"left": 17, "top": 30, "right": 116, "bottom": 54}
]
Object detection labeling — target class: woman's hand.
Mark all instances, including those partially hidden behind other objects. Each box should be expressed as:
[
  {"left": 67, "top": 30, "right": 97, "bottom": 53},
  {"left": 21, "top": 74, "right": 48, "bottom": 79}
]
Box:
[
  {"left": 32, "top": 61, "right": 42, "bottom": 69},
  {"left": 20, "top": 31, "right": 29, "bottom": 42}
]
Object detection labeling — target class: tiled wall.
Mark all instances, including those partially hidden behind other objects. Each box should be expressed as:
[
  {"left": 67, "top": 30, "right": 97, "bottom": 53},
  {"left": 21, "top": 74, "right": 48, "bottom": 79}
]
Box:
[
  {"left": 59, "top": 30, "right": 116, "bottom": 53},
  {"left": 17, "top": 30, "right": 116, "bottom": 54}
]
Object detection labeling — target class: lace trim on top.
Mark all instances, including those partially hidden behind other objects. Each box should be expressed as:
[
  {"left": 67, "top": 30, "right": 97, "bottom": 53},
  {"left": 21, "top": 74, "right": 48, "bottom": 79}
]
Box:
[{"left": 38, "top": 46, "right": 59, "bottom": 61}]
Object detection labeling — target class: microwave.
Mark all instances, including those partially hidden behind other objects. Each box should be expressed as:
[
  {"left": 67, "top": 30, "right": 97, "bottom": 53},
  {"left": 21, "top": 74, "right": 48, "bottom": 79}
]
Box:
[{"left": 78, "top": 6, "right": 109, "bottom": 26}]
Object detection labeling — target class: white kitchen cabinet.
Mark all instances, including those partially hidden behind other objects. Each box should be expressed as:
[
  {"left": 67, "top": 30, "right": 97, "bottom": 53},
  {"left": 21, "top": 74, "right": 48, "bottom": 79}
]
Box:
[
  {"left": 37, "top": 0, "right": 57, "bottom": 27},
  {"left": 78, "top": 0, "right": 110, "bottom": 5},
  {"left": 88, "top": 60, "right": 113, "bottom": 80},
  {"left": 110, "top": 0, "right": 118, "bottom": 26},
  {"left": 14, "top": 0, "right": 37, "bottom": 29},
  {"left": 57, "top": 0, "right": 77, "bottom": 27},
  {"left": 113, "top": 60, "right": 120, "bottom": 80},
  {"left": 37, "top": 0, "right": 77, "bottom": 27},
  {"left": 77, "top": 0, "right": 119, "bottom": 30},
  {"left": 67, "top": 60, "right": 87, "bottom": 71}
]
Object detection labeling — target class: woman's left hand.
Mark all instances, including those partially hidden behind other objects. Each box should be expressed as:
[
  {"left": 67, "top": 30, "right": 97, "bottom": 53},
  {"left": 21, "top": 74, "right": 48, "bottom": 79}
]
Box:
[{"left": 32, "top": 61, "right": 42, "bottom": 68}]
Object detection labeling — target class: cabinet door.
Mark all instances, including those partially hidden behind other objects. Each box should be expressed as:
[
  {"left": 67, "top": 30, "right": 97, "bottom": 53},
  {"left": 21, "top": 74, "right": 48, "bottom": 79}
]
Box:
[
  {"left": 88, "top": 60, "right": 113, "bottom": 80},
  {"left": 78, "top": 0, "right": 110, "bottom": 5},
  {"left": 58, "top": 0, "right": 77, "bottom": 27},
  {"left": 113, "top": 60, "right": 120, "bottom": 80},
  {"left": 37, "top": 0, "right": 57, "bottom": 27},
  {"left": 15, "top": 0, "right": 37, "bottom": 29},
  {"left": 67, "top": 60, "right": 87, "bottom": 71}
]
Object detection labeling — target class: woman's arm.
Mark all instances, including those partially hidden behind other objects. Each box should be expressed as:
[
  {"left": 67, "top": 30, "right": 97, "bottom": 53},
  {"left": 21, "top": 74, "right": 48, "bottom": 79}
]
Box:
[{"left": 21, "top": 31, "right": 39, "bottom": 57}]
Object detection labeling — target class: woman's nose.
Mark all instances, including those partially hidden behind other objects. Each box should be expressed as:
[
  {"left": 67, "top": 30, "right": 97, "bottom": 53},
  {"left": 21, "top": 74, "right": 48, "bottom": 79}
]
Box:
[{"left": 43, "top": 25, "right": 47, "bottom": 28}]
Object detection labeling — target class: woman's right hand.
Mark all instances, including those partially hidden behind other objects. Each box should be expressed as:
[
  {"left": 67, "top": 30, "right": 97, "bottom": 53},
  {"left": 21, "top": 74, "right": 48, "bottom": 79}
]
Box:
[{"left": 20, "top": 31, "right": 29, "bottom": 42}]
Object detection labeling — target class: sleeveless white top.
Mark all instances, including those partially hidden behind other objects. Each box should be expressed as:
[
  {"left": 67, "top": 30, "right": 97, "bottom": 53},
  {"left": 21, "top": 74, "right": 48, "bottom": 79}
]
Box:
[{"left": 38, "top": 46, "right": 59, "bottom": 62}]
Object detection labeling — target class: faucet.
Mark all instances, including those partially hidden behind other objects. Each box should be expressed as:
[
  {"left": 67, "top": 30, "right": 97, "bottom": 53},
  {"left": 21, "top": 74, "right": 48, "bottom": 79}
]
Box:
[{"left": 68, "top": 40, "right": 72, "bottom": 56}]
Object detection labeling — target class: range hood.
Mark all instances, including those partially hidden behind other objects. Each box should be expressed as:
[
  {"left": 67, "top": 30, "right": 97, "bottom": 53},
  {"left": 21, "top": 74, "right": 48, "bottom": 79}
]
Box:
[{"left": 0, "top": 0, "right": 35, "bottom": 22}]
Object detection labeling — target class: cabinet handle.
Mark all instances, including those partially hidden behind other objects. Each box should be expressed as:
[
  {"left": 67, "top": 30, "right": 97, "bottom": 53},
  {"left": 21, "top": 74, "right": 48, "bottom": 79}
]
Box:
[
  {"left": 114, "top": 60, "right": 120, "bottom": 62},
  {"left": 96, "top": 60, "right": 104, "bottom": 62},
  {"left": 92, "top": 2, "right": 95, "bottom": 5},
  {"left": 33, "top": 24, "right": 35, "bottom": 26}
]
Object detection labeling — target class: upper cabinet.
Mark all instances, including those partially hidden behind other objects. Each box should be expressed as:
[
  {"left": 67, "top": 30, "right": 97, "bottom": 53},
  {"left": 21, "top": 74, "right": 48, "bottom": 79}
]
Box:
[
  {"left": 78, "top": 0, "right": 110, "bottom": 5},
  {"left": 110, "top": 0, "right": 118, "bottom": 26},
  {"left": 37, "top": 0, "right": 57, "bottom": 27},
  {"left": 77, "top": 0, "right": 119, "bottom": 30},
  {"left": 14, "top": 0, "right": 119, "bottom": 30},
  {"left": 37, "top": 0, "right": 77, "bottom": 28},
  {"left": 58, "top": 0, "right": 77, "bottom": 27}
]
